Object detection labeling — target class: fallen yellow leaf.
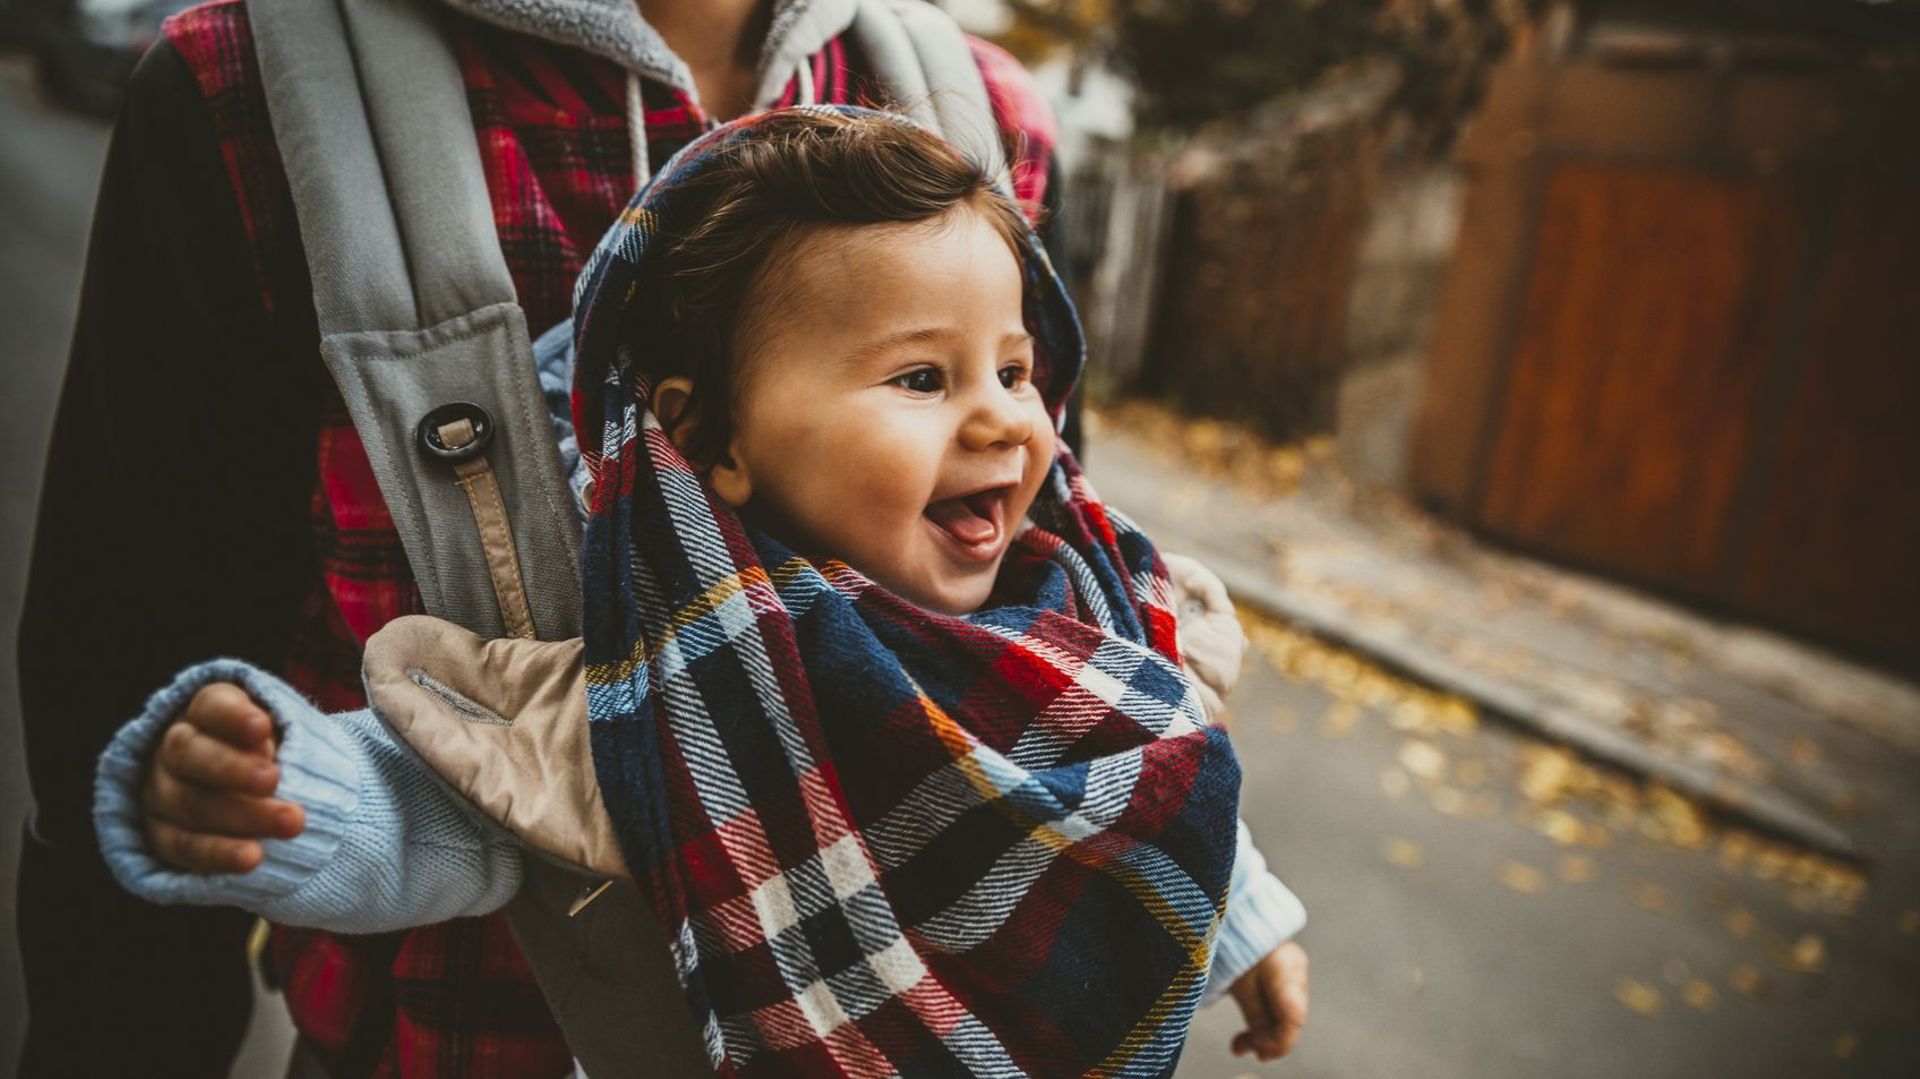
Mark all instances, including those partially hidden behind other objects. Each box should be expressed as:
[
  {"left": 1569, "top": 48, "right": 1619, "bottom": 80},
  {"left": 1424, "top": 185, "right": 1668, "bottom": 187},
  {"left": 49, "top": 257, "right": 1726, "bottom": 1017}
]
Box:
[
  {"left": 1629, "top": 881, "right": 1676, "bottom": 914},
  {"left": 1901, "top": 909, "right": 1920, "bottom": 937},
  {"left": 1537, "top": 809, "right": 1585, "bottom": 846},
  {"left": 1398, "top": 740, "right": 1448, "bottom": 782},
  {"left": 1833, "top": 1033, "right": 1859, "bottom": 1061},
  {"left": 1728, "top": 964, "right": 1769, "bottom": 997},
  {"left": 1560, "top": 855, "right": 1597, "bottom": 884},
  {"left": 1436, "top": 698, "right": 1479, "bottom": 738},
  {"left": 1718, "top": 832, "right": 1754, "bottom": 872},
  {"left": 1614, "top": 976, "right": 1662, "bottom": 1017},
  {"left": 1499, "top": 861, "right": 1547, "bottom": 894},
  {"left": 1383, "top": 838, "right": 1425, "bottom": 869},
  {"left": 1646, "top": 786, "right": 1710, "bottom": 849},
  {"left": 1518, "top": 747, "right": 1576, "bottom": 805},
  {"left": 1682, "top": 979, "right": 1718, "bottom": 1011},
  {"left": 1725, "top": 907, "right": 1756, "bottom": 938},
  {"left": 1320, "top": 699, "right": 1358, "bottom": 737},
  {"left": 1778, "top": 933, "right": 1826, "bottom": 974}
]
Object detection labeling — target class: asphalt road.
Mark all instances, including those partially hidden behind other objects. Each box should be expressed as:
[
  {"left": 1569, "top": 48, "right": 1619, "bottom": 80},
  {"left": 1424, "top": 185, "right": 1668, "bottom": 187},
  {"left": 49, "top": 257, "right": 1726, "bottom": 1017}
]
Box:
[{"left": 2, "top": 47, "right": 1915, "bottom": 1079}]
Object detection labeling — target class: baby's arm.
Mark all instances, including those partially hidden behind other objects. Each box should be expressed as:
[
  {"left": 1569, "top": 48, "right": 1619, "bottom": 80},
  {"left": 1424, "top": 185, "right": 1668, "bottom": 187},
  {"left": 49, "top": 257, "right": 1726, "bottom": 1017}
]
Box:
[
  {"left": 1206, "top": 821, "right": 1307, "bottom": 999},
  {"left": 94, "top": 660, "right": 524, "bottom": 933}
]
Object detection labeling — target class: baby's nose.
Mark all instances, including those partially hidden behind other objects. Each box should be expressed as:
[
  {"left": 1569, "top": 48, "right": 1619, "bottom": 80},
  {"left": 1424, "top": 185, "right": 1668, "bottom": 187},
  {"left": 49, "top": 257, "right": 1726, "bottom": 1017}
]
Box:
[{"left": 960, "top": 389, "right": 1034, "bottom": 450}]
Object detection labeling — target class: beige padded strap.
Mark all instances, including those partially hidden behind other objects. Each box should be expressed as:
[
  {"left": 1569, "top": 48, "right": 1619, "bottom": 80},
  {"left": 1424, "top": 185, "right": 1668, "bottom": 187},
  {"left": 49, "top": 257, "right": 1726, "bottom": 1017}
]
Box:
[{"left": 438, "top": 419, "right": 536, "bottom": 640}]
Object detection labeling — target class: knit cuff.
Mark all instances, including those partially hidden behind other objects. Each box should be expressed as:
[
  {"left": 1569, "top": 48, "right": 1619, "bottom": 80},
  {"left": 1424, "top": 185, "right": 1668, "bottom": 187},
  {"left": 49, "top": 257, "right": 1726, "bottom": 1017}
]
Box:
[
  {"left": 94, "top": 660, "right": 359, "bottom": 909},
  {"left": 1203, "top": 819, "right": 1307, "bottom": 1004}
]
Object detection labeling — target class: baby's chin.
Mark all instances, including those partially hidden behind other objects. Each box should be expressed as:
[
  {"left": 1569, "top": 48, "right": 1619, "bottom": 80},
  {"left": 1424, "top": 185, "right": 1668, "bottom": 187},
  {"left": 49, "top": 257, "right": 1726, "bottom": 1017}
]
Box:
[{"left": 873, "top": 561, "right": 1001, "bottom": 617}]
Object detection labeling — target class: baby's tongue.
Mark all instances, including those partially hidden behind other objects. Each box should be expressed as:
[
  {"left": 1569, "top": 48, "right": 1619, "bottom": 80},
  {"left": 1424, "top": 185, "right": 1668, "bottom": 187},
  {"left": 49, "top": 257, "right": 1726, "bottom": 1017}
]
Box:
[{"left": 926, "top": 496, "right": 996, "bottom": 545}]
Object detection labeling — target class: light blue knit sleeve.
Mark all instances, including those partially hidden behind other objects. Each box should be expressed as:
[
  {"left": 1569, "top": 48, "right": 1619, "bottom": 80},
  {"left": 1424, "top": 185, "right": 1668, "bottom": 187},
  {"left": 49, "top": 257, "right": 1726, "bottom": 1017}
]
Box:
[
  {"left": 1202, "top": 818, "right": 1307, "bottom": 1004},
  {"left": 94, "top": 659, "right": 524, "bottom": 933}
]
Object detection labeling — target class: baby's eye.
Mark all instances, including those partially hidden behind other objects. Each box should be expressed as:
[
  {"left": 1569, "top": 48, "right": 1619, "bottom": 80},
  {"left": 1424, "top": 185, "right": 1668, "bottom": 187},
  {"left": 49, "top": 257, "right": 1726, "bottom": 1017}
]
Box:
[
  {"left": 893, "top": 368, "right": 943, "bottom": 394},
  {"left": 999, "top": 362, "right": 1031, "bottom": 389}
]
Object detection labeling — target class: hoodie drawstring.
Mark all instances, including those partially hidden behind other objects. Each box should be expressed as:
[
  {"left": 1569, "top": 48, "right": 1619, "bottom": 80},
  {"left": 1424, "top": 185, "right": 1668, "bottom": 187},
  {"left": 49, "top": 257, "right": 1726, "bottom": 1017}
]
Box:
[
  {"left": 796, "top": 56, "right": 816, "bottom": 107},
  {"left": 626, "top": 71, "right": 652, "bottom": 191},
  {"left": 626, "top": 54, "right": 820, "bottom": 191}
]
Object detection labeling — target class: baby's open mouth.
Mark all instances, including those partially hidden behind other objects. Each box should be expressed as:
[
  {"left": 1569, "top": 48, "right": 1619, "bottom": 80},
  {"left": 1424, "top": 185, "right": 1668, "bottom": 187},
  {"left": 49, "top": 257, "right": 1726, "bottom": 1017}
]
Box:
[{"left": 924, "top": 486, "right": 1010, "bottom": 559}]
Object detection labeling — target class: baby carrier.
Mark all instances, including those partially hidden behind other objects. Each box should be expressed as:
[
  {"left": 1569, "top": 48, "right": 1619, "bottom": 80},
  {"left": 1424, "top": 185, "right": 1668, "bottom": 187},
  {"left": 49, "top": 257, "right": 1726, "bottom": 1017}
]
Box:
[{"left": 246, "top": 0, "right": 1009, "bottom": 1074}]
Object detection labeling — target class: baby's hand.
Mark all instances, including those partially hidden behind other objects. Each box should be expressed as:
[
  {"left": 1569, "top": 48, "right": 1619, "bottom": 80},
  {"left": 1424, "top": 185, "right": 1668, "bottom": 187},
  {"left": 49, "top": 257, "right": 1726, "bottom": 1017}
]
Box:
[
  {"left": 1227, "top": 940, "right": 1309, "bottom": 1062},
  {"left": 140, "top": 682, "right": 305, "bottom": 874}
]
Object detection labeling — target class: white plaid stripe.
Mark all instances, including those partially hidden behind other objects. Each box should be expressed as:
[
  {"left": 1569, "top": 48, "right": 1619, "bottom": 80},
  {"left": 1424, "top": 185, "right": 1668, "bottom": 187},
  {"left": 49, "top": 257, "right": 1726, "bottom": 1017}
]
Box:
[{"left": 910, "top": 747, "right": 1144, "bottom": 950}]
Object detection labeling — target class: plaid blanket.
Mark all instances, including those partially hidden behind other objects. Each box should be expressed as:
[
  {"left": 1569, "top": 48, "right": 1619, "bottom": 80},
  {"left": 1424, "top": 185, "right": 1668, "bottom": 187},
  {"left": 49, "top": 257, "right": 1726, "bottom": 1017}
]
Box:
[{"left": 573, "top": 109, "right": 1241, "bottom": 1078}]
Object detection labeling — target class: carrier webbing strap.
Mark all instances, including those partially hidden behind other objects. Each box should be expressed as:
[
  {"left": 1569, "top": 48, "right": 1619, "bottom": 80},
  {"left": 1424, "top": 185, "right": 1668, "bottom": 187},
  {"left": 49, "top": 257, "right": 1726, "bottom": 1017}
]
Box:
[
  {"left": 851, "top": 0, "right": 1010, "bottom": 188},
  {"left": 250, "top": 0, "right": 582, "bottom": 641}
]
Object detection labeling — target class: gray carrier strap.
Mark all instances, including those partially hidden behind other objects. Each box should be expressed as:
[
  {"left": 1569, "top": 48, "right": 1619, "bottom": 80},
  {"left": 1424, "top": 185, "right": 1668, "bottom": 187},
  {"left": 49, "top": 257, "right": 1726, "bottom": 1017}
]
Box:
[
  {"left": 850, "top": 0, "right": 1009, "bottom": 188},
  {"left": 250, "top": 0, "right": 582, "bottom": 641}
]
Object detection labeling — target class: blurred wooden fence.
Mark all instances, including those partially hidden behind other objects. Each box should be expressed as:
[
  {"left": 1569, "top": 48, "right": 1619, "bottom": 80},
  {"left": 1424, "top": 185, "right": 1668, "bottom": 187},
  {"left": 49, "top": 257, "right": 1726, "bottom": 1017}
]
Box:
[
  {"left": 1411, "top": 52, "right": 1920, "bottom": 674},
  {"left": 1058, "top": 68, "right": 1399, "bottom": 442}
]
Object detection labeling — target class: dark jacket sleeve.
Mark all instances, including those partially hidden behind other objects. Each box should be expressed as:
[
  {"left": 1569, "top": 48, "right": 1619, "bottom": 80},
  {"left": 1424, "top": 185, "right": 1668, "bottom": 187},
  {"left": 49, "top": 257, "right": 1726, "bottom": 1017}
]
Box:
[
  {"left": 14, "top": 38, "right": 323, "bottom": 1076},
  {"left": 1038, "top": 153, "right": 1083, "bottom": 456}
]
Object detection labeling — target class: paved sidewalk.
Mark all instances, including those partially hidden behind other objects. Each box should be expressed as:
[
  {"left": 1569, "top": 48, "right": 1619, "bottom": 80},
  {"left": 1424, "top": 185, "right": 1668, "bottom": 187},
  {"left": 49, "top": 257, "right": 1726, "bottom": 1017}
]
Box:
[{"left": 1085, "top": 404, "right": 1920, "bottom": 864}]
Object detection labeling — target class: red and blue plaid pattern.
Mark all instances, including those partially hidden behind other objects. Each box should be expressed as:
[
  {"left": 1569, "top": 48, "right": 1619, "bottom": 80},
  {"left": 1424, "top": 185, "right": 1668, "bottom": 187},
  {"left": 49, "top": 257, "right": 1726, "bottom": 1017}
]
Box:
[
  {"left": 574, "top": 110, "right": 1239, "bottom": 1078},
  {"left": 162, "top": 3, "right": 1059, "bottom": 1072}
]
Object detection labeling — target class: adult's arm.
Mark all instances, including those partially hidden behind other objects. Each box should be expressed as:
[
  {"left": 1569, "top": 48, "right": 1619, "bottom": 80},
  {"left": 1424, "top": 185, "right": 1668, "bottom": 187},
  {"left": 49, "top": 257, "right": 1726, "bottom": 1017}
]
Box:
[{"left": 15, "top": 39, "right": 324, "bottom": 1076}]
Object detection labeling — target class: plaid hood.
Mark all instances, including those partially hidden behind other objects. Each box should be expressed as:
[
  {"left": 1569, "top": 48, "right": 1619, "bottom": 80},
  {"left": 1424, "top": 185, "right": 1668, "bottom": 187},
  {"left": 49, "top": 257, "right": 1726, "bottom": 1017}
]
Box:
[
  {"left": 571, "top": 105, "right": 1087, "bottom": 434},
  {"left": 569, "top": 107, "right": 1237, "bottom": 1078}
]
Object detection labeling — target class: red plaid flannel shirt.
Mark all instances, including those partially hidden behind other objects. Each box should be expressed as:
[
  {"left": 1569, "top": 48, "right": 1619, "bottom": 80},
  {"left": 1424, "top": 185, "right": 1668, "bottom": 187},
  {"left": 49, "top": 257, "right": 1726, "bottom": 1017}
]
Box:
[{"left": 161, "top": 3, "right": 1055, "bottom": 1074}]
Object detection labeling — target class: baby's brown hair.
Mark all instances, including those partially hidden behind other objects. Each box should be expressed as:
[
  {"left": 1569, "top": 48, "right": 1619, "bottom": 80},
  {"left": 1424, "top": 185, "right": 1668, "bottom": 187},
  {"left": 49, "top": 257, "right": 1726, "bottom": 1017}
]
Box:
[{"left": 623, "top": 108, "right": 1033, "bottom": 466}]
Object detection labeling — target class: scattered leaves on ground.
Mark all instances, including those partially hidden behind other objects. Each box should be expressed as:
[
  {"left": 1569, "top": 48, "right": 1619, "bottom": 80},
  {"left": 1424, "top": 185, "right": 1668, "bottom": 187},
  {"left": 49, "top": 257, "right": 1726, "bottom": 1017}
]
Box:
[
  {"left": 1682, "top": 979, "right": 1719, "bottom": 1011},
  {"left": 1559, "top": 855, "right": 1597, "bottom": 884}
]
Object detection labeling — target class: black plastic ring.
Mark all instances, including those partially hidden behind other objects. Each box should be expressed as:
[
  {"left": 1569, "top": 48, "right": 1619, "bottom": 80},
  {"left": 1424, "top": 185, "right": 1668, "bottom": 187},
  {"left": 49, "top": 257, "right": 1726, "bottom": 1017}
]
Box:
[{"left": 416, "top": 402, "right": 496, "bottom": 463}]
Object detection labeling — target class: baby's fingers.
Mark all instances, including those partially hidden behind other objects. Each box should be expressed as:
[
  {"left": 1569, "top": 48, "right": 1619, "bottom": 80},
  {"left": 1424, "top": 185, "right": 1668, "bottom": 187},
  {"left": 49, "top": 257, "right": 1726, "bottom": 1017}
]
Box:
[
  {"left": 183, "top": 682, "right": 276, "bottom": 750},
  {"left": 146, "top": 817, "right": 265, "bottom": 875},
  {"left": 143, "top": 767, "right": 304, "bottom": 840},
  {"left": 158, "top": 718, "right": 278, "bottom": 796}
]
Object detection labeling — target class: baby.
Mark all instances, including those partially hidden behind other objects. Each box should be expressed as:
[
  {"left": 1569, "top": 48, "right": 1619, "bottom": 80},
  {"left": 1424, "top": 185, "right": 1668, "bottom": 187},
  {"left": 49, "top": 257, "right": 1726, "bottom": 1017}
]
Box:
[{"left": 97, "top": 108, "right": 1306, "bottom": 1076}]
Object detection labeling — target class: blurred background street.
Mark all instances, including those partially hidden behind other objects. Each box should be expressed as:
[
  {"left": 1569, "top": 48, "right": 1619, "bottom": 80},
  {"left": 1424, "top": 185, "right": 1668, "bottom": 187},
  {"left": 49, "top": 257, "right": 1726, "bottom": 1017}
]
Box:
[{"left": 5, "top": 2, "right": 1920, "bottom": 1077}]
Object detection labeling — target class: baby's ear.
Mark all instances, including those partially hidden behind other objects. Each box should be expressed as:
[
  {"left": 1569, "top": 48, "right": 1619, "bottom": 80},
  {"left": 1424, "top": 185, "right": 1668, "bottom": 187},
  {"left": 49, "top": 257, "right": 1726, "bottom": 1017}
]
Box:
[
  {"left": 653, "top": 376, "right": 752, "bottom": 507},
  {"left": 652, "top": 376, "right": 699, "bottom": 454}
]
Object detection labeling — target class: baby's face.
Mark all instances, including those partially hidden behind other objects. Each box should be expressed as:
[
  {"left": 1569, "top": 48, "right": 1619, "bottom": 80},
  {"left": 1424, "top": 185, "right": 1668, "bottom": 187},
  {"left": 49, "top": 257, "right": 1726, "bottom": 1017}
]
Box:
[{"left": 716, "top": 208, "right": 1054, "bottom": 614}]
